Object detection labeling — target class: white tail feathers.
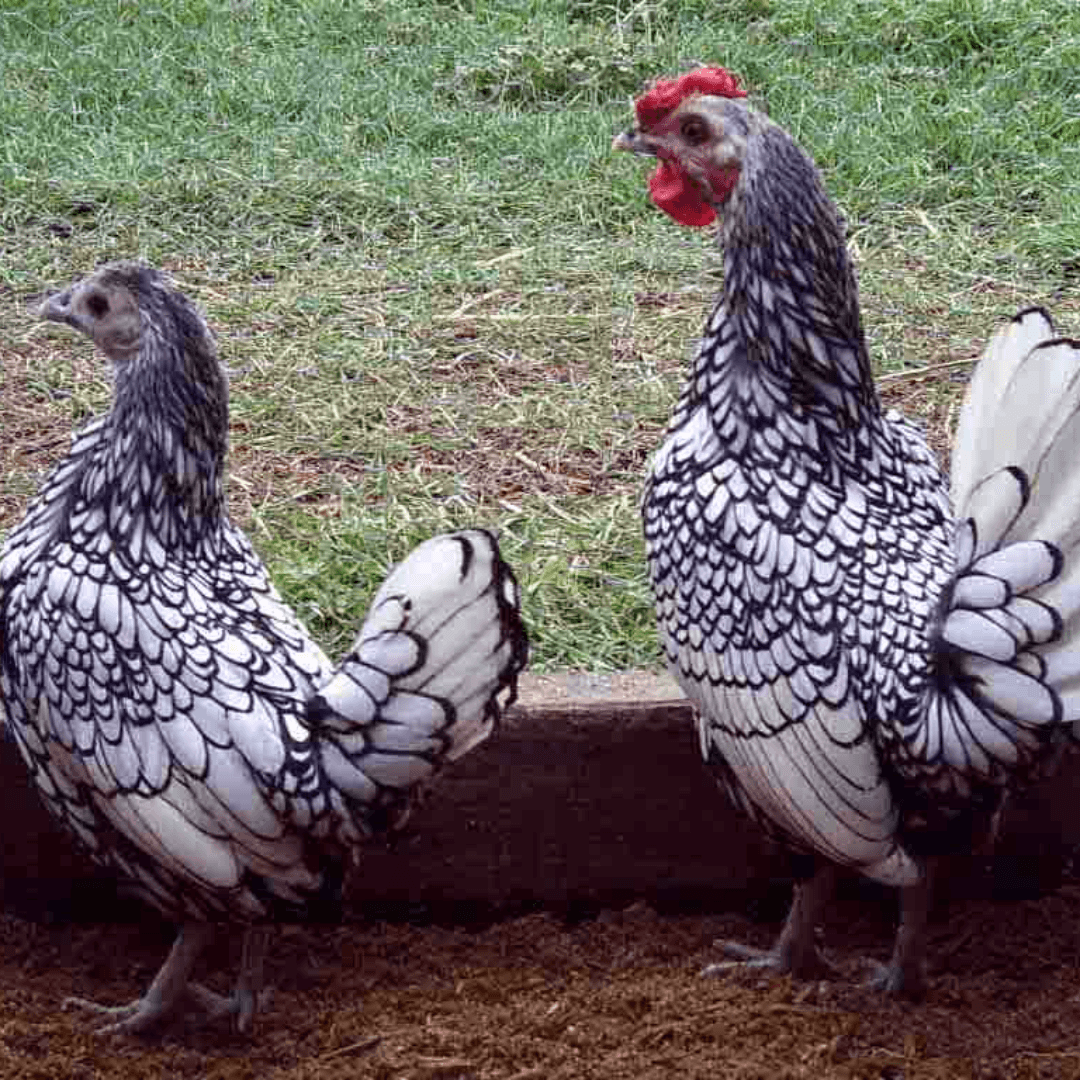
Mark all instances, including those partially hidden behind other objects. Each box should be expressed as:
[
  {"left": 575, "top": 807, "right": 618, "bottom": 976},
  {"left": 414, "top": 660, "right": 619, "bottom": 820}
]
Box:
[
  {"left": 953, "top": 330, "right": 1080, "bottom": 621},
  {"left": 307, "top": 530, "right": 527, "bottom": 825},
  {"left": 951, "top": 307, "right": 1059, "bottom": 510},
  {"left": 924, "top": 523, "right": 1063, "bottom": 788},
  {"left": 917, "top": 314, "right": 1080, "bottom": 793},
  {"left": 953, "top": 317, "right": 1080, "bottom": 556}
]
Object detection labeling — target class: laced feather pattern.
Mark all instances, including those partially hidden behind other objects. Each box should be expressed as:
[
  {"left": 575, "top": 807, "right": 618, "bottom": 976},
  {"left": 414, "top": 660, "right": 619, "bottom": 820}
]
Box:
[
  {"left": 621, "top": 70, "right": 1080, "bottom": 994},
  {"left": 0, "top": 264, "right": 528, "bottom": 1031}
]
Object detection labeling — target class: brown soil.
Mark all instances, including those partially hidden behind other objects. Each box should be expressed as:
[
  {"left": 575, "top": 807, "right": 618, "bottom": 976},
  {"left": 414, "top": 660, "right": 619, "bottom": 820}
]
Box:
[{"left": 3, "top": 881, "right": 1080, "bottom": 1080}]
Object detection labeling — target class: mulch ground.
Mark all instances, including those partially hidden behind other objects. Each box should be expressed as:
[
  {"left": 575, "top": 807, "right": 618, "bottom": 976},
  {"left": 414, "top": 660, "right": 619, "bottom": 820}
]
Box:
[{"left": 2, "top": 876, "right": 1080, "bottom": 1080}]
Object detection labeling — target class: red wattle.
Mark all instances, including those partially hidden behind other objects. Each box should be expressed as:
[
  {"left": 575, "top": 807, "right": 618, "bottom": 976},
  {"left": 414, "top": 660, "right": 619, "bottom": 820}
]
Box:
[{"left": 648, "top": 161, "right": 716, "bottom": 228}]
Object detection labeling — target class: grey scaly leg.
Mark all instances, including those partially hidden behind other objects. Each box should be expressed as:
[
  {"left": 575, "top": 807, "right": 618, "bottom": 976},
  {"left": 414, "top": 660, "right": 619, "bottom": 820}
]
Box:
[
  {"left": 64, "top": 921, "right": 213, "bottom": 1036},
  {"left": 704, "top": 864, "right": 838, "bottom": 980}
]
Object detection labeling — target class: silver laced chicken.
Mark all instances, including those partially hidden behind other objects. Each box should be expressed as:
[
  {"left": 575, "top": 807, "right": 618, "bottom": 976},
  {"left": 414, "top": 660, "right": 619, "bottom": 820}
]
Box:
[
  {"left": 615, "top": 67, "right": 1080, "bottom": 998},
  {"left": 0, "top": 263, "right": 528, "bottom": 1034}
]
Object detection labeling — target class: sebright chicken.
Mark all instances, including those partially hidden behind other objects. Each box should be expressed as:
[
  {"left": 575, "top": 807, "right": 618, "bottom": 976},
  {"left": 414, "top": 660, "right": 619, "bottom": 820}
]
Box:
[
  {"left": 615, "top": 67, "right": 1080, "bottom": 998},
  {"left": 0, "top": 263, "right": 528, "bottom": 1034}
]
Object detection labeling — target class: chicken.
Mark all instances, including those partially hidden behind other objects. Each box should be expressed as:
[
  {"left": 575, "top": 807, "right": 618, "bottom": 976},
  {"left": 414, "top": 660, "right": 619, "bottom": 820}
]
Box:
[
  {"left": 0, "top": 263, "right": 528, "bottom": 1034},
  {"left": 615, "top": 67, "right": 1080, "bottom": 998}
]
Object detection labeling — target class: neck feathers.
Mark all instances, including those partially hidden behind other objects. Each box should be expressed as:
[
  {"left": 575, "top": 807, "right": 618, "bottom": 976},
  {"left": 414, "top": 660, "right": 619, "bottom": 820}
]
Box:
[
  {"left": 694, "top": 116, "right": 882, "bottom": 451},
  {"left": 104, "top": 319, "right": 229, "bottom": 557},
  {"left": 3, "top": 293, "right": 230, "bottom": 585}
]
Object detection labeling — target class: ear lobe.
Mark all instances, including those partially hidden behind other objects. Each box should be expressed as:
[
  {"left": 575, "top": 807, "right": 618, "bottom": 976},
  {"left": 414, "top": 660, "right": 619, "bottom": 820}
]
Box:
[
  {"left": 95, "top": 305, "right": 142, "bottom": 359},
  {"left": 648, "top": 161, "right": 717, "bottom": 227}
]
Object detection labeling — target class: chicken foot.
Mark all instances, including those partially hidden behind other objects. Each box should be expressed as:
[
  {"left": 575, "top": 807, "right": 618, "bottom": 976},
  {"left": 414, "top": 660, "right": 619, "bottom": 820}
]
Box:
[
  {"left": 64, "top": 922, "right": 272, "bottom": 1036},
  {"left": 703, "top": 864, "right": 839, "bottom": 981}
]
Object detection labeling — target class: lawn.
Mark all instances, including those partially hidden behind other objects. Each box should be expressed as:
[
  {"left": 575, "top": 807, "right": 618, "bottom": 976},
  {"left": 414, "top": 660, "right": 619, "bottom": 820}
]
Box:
[{"left": 2, "top": 0, "right": 1079, "bottom": 670}]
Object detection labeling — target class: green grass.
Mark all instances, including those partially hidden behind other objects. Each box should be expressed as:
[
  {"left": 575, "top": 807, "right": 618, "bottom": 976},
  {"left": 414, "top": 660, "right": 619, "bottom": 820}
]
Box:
[{"left": 3, "top": 0, "right": 1080, "bottom": 670}]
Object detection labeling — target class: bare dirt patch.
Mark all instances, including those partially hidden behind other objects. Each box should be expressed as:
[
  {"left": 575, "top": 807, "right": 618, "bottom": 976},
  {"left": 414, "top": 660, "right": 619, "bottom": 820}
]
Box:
[{"left": 880, "top": 367, "right": 965, "bottom": 470}]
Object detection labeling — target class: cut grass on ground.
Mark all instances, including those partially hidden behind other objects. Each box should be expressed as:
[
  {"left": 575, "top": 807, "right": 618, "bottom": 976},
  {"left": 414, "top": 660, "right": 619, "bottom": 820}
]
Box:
[{"left": 2, "top": 0, "right": 1079, "bottom": 669}]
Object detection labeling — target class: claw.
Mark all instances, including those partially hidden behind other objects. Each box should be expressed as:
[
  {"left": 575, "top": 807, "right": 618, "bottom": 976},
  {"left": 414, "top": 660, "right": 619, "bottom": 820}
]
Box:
[
  {"left": 702, "top": 937, "right": 839, "bottom": 981},
  {"left": 860, "top": 956, "right": 927, "bottom": 1001},
  {"left": 703, "top": 866, "right": 838, "bottom": 983},
  {"left": 64, "top": 992, "right": 180, "bottom": 1037}
]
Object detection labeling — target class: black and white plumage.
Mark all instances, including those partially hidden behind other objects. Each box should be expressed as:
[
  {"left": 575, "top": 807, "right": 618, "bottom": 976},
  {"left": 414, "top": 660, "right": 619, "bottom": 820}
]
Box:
[
  {"left": 0, "top": 264, "right": 528, "bottom": 1033},
  {"left": 616, "top": 70, "right": 1080, "bottom": 996}
]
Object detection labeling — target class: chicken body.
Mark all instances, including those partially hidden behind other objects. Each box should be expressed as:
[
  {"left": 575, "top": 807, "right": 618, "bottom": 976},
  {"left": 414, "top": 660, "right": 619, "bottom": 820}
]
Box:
[
  {"left": 617, "top": 71, "right": 1080, "bottom": 996},
  {"left": 0, "top": 264, "right": 528, "bottom": 1032}
]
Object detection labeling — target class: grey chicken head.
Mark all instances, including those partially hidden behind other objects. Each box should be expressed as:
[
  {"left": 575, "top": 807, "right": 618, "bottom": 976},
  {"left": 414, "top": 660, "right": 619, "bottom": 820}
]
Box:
[
  {"left": 39, "top": 263, "right": 218, "bottom": 367},
  {"left": 39, "top": 264, "right": 149, "bottom": 363},
  {"left": 39, "top": 262, "right": 228, "bottom": 448}
]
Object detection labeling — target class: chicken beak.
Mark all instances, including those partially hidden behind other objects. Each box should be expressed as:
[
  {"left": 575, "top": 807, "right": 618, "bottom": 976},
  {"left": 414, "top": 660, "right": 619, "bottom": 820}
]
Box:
[
  {"left": 39, "top": 287, "right": 75, "bottom": 326},
  {"left": 613, "top": 128, "right": 656, "bottom": 156}
]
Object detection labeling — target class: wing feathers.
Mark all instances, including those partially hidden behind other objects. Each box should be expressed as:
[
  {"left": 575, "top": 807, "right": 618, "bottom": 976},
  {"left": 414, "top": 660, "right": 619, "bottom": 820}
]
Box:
[{"left": 694, "top": 678, "right": 916, "bottom": 886}]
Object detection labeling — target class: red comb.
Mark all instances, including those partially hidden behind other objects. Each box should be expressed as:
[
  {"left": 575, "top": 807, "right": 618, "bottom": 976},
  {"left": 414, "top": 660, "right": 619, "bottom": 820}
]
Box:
[{"left": 635, "top": 67, "right": 746, "bottom": 130}]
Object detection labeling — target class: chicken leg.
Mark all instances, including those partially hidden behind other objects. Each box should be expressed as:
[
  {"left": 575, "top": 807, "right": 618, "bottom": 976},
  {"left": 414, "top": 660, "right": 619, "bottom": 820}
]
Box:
[
  {"left": 864, "top": 864, "right": 934, "bottom": 1000},
  {"left": 703, "top": 865, "right": 839, "bottom": 981},
  {"left": 64, "top": 922, "right": 214, "bottom": 1035},
  {"left": 64, "top": 922, "right": 273, "bottom": 1036}
]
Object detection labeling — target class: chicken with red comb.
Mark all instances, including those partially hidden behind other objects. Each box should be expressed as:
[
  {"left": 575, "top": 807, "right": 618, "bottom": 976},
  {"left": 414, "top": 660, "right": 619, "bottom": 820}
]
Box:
[{"left": 614, "top": 68, "right": 1080, "bottom": 1002}]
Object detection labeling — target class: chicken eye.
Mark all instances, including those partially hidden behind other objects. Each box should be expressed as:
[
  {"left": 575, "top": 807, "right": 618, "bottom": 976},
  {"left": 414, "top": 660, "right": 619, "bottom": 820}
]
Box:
[
  {"left": 85, "top": 291, "right": 109, "bottom": 318},
  {"left": 681, "top": 117, "right": 708, "bottom": 145}
]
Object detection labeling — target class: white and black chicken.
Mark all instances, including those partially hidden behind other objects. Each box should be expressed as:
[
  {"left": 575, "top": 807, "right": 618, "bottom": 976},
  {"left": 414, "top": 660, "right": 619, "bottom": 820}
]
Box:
[
  {"left": 0, "top": 263, "right": 528, "bottom": 1033},
  {"left": 615, "top": 67, "right": 1080, "bottom": 998}
]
